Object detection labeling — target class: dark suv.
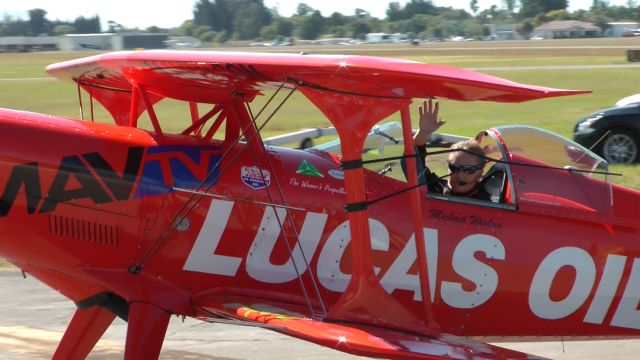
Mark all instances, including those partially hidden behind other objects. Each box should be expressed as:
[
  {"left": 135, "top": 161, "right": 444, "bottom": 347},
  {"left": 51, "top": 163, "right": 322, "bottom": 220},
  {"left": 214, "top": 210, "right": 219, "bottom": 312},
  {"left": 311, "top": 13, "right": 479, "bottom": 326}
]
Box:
[{"left": 573, "top": 104, "right": 640, "bottom": 164}]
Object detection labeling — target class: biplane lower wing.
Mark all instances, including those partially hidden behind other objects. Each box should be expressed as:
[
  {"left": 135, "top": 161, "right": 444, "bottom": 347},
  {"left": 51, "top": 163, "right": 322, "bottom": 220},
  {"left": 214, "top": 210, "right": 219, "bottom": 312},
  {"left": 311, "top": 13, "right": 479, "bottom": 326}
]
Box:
[{"left": 196, "top": 297, "right": 544, "bottom": 360}]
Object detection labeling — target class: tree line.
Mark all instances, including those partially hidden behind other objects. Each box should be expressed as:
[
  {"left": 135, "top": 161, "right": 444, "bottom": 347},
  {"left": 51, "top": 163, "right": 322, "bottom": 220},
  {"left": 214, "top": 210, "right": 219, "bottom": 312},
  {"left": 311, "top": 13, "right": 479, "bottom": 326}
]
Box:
[
  {"left": 0, "top": 9, "right": 101, "bottom": 36},
  {"left": 2, "top": 0, "right": 640, "bottom": 41}
]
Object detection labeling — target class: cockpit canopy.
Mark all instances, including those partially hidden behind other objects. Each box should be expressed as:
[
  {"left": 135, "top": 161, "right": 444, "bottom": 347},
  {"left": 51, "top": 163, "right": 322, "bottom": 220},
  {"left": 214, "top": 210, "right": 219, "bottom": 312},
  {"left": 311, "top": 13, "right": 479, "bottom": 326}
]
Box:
[
  {"left": 314, "top": 122, "right": 612, "bottom": 214},
  {"left": 486, "top": 125, "right": 611, "bottom": 214}
]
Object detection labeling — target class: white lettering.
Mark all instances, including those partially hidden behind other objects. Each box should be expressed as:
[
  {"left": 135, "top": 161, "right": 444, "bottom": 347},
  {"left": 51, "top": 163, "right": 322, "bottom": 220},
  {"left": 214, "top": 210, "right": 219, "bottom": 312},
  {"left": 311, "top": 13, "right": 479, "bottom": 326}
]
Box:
[
  {"left": 183, "top": 200, "right": 241, "bottom": 276},
  {"left": 380, "top": 229, "right": 438, "bottom": 302},
  {"left": 317, "top": 219, "right": 389, "bottom": 292},
  {"left": 246, "top": 206, "right": 328, "bottom": 283},
  {"left": 529, "top": 247, "right": 595, "bottom": 319},
  {"left": 611, "top": 258, "right": 640, "bottom": 329},
  {"left": 440, "top": 234, "right": 504, "bottom": 309},
  {"left": 584, "top": 254, "right": 626, "bottom": 324}
]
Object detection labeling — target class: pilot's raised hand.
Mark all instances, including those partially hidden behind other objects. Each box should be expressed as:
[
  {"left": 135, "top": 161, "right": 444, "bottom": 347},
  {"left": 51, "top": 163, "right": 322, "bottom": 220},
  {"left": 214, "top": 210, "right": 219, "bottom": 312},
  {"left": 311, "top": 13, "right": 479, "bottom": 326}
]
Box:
[{"left": 414, "top": 98, "right": 445, "bottom": 146}]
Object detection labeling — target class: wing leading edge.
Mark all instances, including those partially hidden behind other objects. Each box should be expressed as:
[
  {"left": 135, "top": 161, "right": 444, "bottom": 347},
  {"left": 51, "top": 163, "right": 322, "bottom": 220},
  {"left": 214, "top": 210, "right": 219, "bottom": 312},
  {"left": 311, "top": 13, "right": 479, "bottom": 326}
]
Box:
[{"left": 45, "top": 50, "right": 588, "bottom": 126}]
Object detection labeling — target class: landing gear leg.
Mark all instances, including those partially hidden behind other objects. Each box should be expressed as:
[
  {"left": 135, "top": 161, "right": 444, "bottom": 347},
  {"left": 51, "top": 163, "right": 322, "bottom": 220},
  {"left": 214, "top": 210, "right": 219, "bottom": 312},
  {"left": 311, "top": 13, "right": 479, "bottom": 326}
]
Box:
[
  {"left": 52, "top": 306, "right": 116, "bottom": 359},
  {"left": 124, "top": 302, "right": 171, "bottom": 360}
]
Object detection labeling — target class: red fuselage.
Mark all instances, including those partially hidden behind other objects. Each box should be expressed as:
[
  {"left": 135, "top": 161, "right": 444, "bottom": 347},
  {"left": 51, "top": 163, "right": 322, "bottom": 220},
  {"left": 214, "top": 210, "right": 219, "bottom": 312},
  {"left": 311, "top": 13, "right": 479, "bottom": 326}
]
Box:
[{"left": 1, "top": 108, "right": 640, "bottom": 339}]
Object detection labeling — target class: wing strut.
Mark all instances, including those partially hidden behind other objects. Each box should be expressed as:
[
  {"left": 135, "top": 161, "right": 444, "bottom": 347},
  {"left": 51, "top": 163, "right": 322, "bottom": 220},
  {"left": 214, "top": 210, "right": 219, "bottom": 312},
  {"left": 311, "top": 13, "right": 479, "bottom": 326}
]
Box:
[
  {"left": 137, "top": 84, "right": 163, "bottom": 135},
  {"left": 400, "top": 104, "right": 436, "bottom": 327},
  {"left": 129, "top": 83, "right": 140, "bottom": 127},
  {"left": 299, "top": 86, "right": 435, "bottom": 334},
  {"left": 77, "top": 76, "right": 85, "bottom": 120},
  {"left": 181, "top": 104, "right": 224, "bottom": 135}
]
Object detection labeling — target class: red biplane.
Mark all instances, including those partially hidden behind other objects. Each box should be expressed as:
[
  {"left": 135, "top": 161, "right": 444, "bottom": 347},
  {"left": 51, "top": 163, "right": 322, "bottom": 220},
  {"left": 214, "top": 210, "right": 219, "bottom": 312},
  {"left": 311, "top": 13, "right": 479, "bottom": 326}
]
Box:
[{"left": 1, "top": 50, "right": 638, "bottom": 359}]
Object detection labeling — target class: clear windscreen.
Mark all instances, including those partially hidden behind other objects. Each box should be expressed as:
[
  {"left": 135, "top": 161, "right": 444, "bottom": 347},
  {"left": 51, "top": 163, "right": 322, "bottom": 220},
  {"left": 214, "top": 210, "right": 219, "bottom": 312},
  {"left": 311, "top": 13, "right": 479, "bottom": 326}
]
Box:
[
  {"left": 495, "top": 125, "right": 612, "bottom": 213},
  {"left": 496, "top": 125, "right": 609, "bottom": 180}
]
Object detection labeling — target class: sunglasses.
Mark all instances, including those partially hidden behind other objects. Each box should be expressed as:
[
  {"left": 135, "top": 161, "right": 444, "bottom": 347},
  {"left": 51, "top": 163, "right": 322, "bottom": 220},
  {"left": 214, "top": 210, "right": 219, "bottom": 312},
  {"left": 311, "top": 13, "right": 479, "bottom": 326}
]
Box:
[{"left": 448, "top": 162, "right": 484, "bottom": 174}]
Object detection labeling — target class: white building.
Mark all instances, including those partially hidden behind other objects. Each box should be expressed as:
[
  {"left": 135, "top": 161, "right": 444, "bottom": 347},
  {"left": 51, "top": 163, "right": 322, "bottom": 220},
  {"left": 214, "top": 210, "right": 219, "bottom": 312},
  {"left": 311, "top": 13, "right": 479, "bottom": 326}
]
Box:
[
  {"left": 59, "top": 33, "right": 114, "bottom": 50},
  {"left": 365, "top": 33, "right": 408, "bottom": 43},
  {"left": 0, "top": 36, "right": 58, "bottom": 52},
  {"left": 486, "top": 24, "right": 525, "bottom": 40},
  {"left": 605, "top": 22, "right": 639, "bottom": 37},
  {"left": 532, "top": 20, "right": 601, "bottom": 39},
  {"left": 0, "top": 33, "right": 170, "bottom": 52}
]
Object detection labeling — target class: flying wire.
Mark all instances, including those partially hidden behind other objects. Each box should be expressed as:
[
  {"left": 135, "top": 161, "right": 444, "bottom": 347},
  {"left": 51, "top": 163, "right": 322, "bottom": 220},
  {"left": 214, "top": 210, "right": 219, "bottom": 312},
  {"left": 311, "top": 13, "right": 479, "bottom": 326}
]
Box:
[
  {"left": 129, "top": 83, "right": 297, "bottom": 274},
  {"left": 242, "top": 95, "right": 328, "bottom": 317}
]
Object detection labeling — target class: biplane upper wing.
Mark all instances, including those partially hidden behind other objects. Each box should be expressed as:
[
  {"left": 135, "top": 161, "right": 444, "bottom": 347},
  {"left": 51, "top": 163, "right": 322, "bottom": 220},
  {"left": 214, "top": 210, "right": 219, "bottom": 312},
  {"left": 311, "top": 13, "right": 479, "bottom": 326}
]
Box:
[
  {"left": 45, "top": 50, "right": 588, "bottom": 125},
  {"left": 197, "top": 296, "right": 545, "bottom": 360}
]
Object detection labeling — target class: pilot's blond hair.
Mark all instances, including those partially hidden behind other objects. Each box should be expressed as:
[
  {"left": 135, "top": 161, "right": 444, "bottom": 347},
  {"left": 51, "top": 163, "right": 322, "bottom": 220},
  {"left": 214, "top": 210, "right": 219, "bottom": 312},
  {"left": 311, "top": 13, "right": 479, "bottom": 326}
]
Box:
[{"left": 449, "top": 139, "right": 486, "bottom": 165}]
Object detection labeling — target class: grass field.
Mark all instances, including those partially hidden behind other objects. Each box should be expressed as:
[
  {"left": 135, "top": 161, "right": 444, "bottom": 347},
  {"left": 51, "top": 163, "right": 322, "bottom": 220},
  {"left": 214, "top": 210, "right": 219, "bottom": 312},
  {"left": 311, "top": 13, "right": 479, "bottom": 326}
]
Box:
[{"left": 2, "top": 38, "right": 640, "bottom": 189}]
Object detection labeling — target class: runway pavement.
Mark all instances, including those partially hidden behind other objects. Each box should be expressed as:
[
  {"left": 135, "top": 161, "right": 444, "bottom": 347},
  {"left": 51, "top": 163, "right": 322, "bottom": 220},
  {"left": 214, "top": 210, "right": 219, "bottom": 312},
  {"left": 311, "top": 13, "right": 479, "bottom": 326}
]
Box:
[{"left": 0, "top": 270, "right": 638, "bottom": 359}]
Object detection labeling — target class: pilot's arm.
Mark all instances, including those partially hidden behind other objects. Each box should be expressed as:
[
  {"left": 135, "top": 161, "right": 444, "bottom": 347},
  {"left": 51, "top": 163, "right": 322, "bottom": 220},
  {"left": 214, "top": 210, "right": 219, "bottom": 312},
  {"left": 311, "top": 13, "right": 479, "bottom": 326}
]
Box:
[
  {"left": 414, "top": 99, "right": 445, "bottom": 147},
  {"left": 401, "top": 99, "right": 447, "bottom": 193}
]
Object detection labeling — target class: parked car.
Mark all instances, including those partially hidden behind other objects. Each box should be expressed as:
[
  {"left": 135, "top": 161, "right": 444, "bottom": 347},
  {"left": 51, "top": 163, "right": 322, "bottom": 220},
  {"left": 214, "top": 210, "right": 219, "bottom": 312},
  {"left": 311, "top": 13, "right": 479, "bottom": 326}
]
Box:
[
  {"left": 622, "top": 29, "right": 640, "bottom": 37},
  {"left": 616, "top": 93, "right": 640, "bottom": 107},
  {"left": 573, "top": 105, "right": 640, "bottom": 164}
]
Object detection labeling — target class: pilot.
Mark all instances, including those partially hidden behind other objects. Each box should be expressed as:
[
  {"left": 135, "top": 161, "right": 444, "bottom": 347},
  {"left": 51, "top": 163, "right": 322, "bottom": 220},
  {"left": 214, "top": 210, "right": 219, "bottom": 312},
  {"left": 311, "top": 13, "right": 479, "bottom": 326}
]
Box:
[{"left": 412, "top": 98, "right": 491, "bottom": 200}]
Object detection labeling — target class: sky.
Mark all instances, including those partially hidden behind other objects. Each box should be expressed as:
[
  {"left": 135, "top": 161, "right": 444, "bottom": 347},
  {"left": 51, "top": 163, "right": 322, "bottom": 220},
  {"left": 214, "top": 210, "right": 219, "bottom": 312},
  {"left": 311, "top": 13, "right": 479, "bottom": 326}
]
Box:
[{"left": 2, "top": 0, "right": 631, "bottom": 30}]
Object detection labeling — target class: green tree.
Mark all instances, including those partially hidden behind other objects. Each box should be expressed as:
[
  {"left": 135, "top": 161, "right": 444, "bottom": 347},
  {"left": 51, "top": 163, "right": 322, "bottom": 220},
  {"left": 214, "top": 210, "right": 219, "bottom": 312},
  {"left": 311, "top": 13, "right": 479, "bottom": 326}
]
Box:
[
  {"left": 328, "top": 12, "right": 346, "bottom": 27},
  {"left": 299, "top": 10, "right": 323, "bottom": 39},
  {"left": 470, "top": 0, "right": 479, "bottom": 14},
  {"left": 591, "top": 0, "right": 609, "bottom": 10},
  {"left": 193, "top": 0, "right": 232, "bottom": 33},
  {"left": 233, "top": 2, "right": 272, "bottom": 39},
  {"left": 275, "top": 18, "right": 293, "bottom": 36},
  {"left": 74, "top": 16, "right": 101, "bottom": 33},
  {"left": 404, "top": 0, "right": 437, "bottom": 17},
  {"left": 351, "top": 21, "right": 371, "bottom": 40},
  {"left": 260, "top": 24, "right": 278, "bottom": 40},
  {"left": 296, "top": 3, "right": 314, "bottom": 16},
  {"left": 176, "top": 20, "right": 197, "bottom": 36},
  {"left": 388, "top": 19, "right": 412, "bottom": 33},
  {"left": 329, "top": 25, "right": 348, "bottom": 37},
  {"left": 386, "top": 2, "right": 405, "bottom": 21},
  {"left": 408, "top": 14, "right": 430, "bottom": 34},
  {"left": 520, "top": 0, "right": 568, "bottom": 18},
  {"left": 53, "top": 25, "right": 75, "bottom": 35},
  {"left": 517, "top": 19, "right": 535, "bottom": 37},
  {"left": 590, "top": 13, "right": 612, "bottom": 34},
  {"left": 546, "top": 9, "right": 570, "bottom": 20},
  {"left": 533, "top": 12, "right": 550, "bottom": 26},
  {"left": 200, "top": 30, "right": 217, "bottom": 42},
  {"left": 215, "top": 31, "right": 229, "bottom": 45},
  {"left": 503, "top": 0, "right": 516, "bottom": 13},
  {"left": 28, "top": 8, "right": 49, "bottom": 35},
  {"left": 194, "top": 25, "right": 214, "bottom": 40}
]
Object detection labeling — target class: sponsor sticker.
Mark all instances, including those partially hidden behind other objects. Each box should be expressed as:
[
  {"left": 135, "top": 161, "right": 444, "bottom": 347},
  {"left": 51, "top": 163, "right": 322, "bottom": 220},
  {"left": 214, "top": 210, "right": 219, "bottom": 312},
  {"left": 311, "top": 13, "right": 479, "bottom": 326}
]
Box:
[
  {"left": 328, "top": 169, "right": 344, "bottom": 180},
  {"left": 296, "top": 160, "right": 324, "bottom": 177},
  {"left": 241, "top": 166, "right": 271, "bottom": 190}
]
